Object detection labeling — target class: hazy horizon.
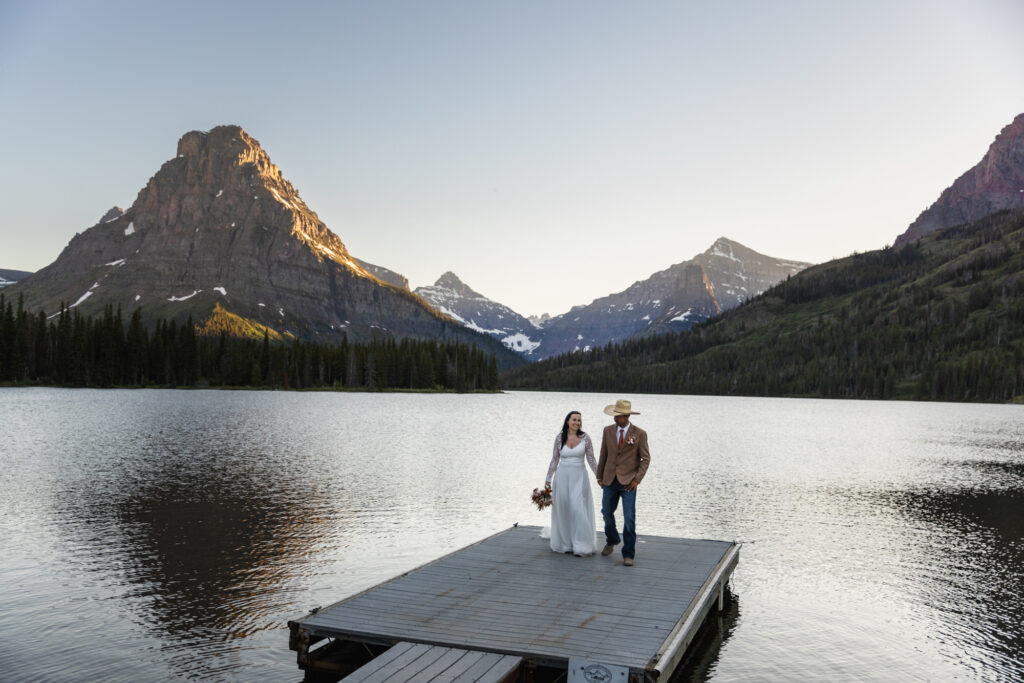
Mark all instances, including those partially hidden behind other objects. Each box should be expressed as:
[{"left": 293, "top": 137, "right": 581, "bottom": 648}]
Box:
[{"left": 2, "top": 1, "right": 1022, "bottom": 315}]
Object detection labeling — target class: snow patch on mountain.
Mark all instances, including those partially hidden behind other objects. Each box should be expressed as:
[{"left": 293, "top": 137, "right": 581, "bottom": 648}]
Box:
[
  {"left": 503, "top": 333, "right": 541, "bottom": 352},
  {"left": 670, "top": 308, "right": 695, "bottom": 323},
  {"left": 415, "top": 272, "right": 543, "bottom": 356},
  {"left": 466, "top": 321, "right": 505, "bottom": 336}
]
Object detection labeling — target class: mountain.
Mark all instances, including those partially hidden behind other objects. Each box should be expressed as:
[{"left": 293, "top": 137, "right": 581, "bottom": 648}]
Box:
[
  {"left": 538, "top": 263, "right": 719, "bottom": 358},
  {"left": 692, "top": 238, "right": 812, "bottom": 308},
  {"left": 528, "top": 313, "right": 551, "bottom": 327},
  {"left": 411, "top": 237, "right": 808, "bottom": 360},
  {"left": 0, "top": 269, "right": 33, "bottom": 289},
  {"left": 414, "top": 272, "right": 542, "bottom": 354},
  {"left": 895, "top": 113, "right": 1024, "bottom": 246},
  {"left": 536, "top": 238, "right": 812, "bottom": 358},
  {"left": 4, "top": 125, "right": 522, "bottom": 366},
  {"left": 504, "top": 209, "right": 1024, "bottom": 403},
  {"left": 353, "top": 258, "right": 410, "bottom": 290},
  {"left": 630, "top": 263, "right": 721, "bottom": 338}
]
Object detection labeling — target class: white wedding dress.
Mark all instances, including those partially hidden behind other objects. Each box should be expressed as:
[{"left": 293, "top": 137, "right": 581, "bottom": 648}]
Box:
[{"left": 543, "top": 435, "right": 598, "bottom": 555}]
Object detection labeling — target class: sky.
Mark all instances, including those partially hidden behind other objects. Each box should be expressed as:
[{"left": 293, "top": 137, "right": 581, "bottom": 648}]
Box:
[{"left": 1, "top": 1, "right": 1023, "bottom": 316}]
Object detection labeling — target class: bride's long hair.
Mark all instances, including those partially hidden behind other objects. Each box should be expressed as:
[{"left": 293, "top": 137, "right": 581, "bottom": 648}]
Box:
[{"left": 560, "top": 411, "right": 585, "bottom": 446}]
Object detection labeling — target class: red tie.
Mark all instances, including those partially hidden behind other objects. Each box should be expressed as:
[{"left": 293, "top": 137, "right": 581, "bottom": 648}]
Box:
[{"left": 617, "top": 430, "right": 623, "bottom": 448}]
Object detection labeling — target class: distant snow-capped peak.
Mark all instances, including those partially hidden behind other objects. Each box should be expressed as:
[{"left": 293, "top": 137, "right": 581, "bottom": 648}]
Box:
[{"left": 414, "top": 272, "right": 543, "bottom": 355}]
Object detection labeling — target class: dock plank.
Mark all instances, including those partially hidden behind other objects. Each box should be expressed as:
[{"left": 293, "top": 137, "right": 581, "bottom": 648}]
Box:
[
  {"left": 343, "top": 643, "right": 524, "bottom": 683},
  {"left": 448, "top": 653, "right": 504, "bottom": 682},
  {"left": 404, "top": 648, "right": 472, "bottom": 683},
  {"left": 343, "top": 642, "right": 426, "bottom": 682}
]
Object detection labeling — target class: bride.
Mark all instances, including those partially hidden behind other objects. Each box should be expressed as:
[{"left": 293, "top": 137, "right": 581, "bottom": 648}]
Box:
[{"left": 543, "top": 411, "right": 598, "bottom": 555}]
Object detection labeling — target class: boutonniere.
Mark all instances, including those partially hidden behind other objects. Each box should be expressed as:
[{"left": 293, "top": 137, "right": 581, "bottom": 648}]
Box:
[{"left": 626, "top": 436, "right": 637, "bottom": 446}]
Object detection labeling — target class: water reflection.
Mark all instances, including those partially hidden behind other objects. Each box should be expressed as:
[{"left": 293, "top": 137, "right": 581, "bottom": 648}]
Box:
[
  {"left": 44, "top": 394, "right": 350, "bottom": 679},
  {"left": 671, "top": 590, "right": 741, "bottom": 682},
  {"left": 878, "top": 478, "right": 1024, "bottom": 680},
  {"left": 110, "top": 462, "right": 308, "bottom": 636}
]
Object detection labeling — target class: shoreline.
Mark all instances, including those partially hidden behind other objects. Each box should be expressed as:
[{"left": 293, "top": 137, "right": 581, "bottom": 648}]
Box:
[{"left": 0, "top": 382, "right": 503, "bottom": 394}]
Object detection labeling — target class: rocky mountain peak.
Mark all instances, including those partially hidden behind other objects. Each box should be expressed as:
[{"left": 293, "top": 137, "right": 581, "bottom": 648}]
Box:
[
  {"left": 528, "top": 313, "right": 550, "bottom": 328},
  {"left": 98, "top": 206, "right": 124, "bottom": 224},
  {"left": 120, "top": 124, "right": 364, "bottom": 280},
  {"left": 700, "top": 237, "right": 754, "bottom": 264},
  {"left": 413, "top": 272, "right": 541, "bottom": 355},
  {"left": 895, "top": 112, "right": 1024, "bottom": 246},
  {"left": 175, "top": 125, "right": 287, "bottom": 191},
  {"left": 693, "top": 238, "right": 812, "bottom": 308},
  {"left": 536, "top": 239, "right": 810, "bottom": 357},
  {"left": 434, "top": 271, "right": 484, "bottom": 299},
  {"left": 708, "top": 236, "right": 738, "bottom": 252},
  {"left": 2, "top": 125, "right": 522, "bottom": 354}
]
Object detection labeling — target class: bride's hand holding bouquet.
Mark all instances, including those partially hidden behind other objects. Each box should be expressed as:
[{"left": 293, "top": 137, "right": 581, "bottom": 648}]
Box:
[{"left": 531, "top": 483, "right": 552, "bottom": 510}]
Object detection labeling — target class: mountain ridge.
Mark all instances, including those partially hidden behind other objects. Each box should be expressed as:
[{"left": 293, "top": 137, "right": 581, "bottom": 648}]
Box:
[
  {"left": 3, "top": 125, "right": 523, "bottom": 367},
  {"left": 0, "top": 269, "right": 33, "bottom": 288},
  {"left": 895, "top": 113, "right": 1024, "bottom": 246},
  {"left": 534, "top": 237, "right": 811, "bottom": 358},
  {"left": 414, "top": 272, "right": 542, "bottom": 354},
  {"left": 503, "top": 209, "right": 1024, "bottom": 402},
  {"left": 414, "top": 238, "right": 811, "bottom": 359}
]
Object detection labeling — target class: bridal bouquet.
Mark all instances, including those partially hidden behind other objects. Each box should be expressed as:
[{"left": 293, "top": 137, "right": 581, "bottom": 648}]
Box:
[{"left": 531, "top": 485, "right": 552, "bottom": 510}]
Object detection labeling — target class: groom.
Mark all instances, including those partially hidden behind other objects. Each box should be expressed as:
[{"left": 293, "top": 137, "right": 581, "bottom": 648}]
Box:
[{"left": 596, "top": 399, "right": 651, "bottom": 566}]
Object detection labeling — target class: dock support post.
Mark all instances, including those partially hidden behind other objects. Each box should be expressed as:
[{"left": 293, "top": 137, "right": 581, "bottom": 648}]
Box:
[{"left": 293, "top": 627, "right": 311, "bottom": 667}]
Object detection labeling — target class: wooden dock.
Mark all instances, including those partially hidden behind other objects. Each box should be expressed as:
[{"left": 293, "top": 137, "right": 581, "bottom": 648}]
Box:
[{"left": 288, "top": 525, "right": 739, "bottom": 682}]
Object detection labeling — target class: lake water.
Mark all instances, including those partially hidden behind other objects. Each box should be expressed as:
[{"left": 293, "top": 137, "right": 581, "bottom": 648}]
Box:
[{"left": 0, "top": 388, "right": 1022, "bottom": 681}]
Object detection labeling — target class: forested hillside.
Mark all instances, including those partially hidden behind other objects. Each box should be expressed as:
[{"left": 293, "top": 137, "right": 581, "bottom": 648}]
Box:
[
  {"left": 0, "top": 299, "right": 500, "bottom": 392},
  {"left": 503, "top": 210, "right": 1024, "bottom": 403}
]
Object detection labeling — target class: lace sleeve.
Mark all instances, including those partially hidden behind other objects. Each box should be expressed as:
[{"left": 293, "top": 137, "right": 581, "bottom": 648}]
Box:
[
  {"left": 545, "top": 434, "right": 562, "bottom": 482},
  {"left": 584, "top": 434, "right": 598, "bottom": 475}
]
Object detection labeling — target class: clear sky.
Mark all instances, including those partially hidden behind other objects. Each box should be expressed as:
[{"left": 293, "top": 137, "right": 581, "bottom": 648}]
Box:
[{"left": 2, "top": 1, "right": 1022, "bottom": 316}]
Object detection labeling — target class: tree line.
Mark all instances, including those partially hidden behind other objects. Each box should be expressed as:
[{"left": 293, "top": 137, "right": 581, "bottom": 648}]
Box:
[
  {"left": 503, "top": 210, "right": 1024, "bottom": 403},
  {"left": 0, "top": 296, "right": 500, "bottom": 391}
]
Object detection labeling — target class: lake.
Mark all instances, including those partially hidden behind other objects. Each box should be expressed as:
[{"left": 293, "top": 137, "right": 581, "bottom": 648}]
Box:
[{"left": 0, "top": 388, "right": 1021, "bottom": 681}]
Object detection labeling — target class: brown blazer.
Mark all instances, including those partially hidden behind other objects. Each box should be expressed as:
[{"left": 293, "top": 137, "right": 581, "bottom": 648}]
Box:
[{"left": 597, "top": 423, "right": 651, "bottom": 486}]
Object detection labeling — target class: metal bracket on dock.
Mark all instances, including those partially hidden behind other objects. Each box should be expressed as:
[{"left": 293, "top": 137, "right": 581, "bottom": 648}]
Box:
[{"left": 289, "top": 624, "right": 313, "bottom": 666}]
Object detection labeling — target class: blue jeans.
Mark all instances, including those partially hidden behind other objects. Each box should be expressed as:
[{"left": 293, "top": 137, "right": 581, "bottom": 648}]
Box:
[{"left": 601, "top": 481, "right": 637, "bottom": 559}]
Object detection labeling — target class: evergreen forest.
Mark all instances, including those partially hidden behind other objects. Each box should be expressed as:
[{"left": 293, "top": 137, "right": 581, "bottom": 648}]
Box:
[
  {"left": 0, "top": 298, "right": 500, "bottom": 392},
  {"left": 503, "top": 210, "right": 1024, "bottom": 403}
]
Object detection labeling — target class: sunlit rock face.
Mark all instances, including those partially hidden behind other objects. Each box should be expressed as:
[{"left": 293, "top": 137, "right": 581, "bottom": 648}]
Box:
[
  {"left": 353, "top": 258, "right": 410, "bottom": 290},
  {"left": 634, "top": 263, "right": 721, "bottom": 338},
  {"left": 535, "top": 238, "right": 812, "bottom": 359},
  {"left": 415, "top": 272, "right": 543, "bottom": 355},
  {"left": 692, "top": 238, "right": 812, "bottom": 310},
  {"left": 895, "top": 113, "right": 1024, "bottom": 246},
  {"left": 4, "top": 126, "right": 510, "bottom": 354}
]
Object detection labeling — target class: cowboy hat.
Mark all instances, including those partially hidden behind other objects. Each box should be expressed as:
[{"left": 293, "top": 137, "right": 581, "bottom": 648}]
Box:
[{"left": 603, "top": 399, "right": 640, "bottom": 416}]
